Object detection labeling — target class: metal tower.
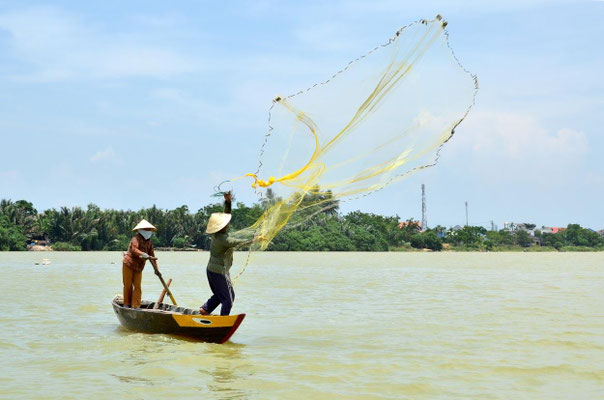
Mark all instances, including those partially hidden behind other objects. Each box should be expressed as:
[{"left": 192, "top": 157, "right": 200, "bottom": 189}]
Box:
[
  {"left": 465, "top": 201, "right": 469, "bottom": 226},
  {"left": 421, "top": 184, "right": 427, "bottom": 230}
]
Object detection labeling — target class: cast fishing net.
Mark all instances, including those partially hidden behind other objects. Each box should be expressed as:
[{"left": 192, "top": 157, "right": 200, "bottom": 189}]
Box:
[{"left": 222, "top": 16, "right": 478, "bottom": 279}]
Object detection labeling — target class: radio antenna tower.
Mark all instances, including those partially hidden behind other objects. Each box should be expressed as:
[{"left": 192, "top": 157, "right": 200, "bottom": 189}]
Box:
[
  {"left": 465, "top": 201, "right": 469, "bottom": 226},
  {"left": 421, "top": 184, "right": 427, "bottom": 230}
]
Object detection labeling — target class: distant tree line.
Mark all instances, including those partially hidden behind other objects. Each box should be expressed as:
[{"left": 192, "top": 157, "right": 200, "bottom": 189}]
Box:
[
  {"left": 0, "top": 194, "right": 602, "bottom": 252},
  {"left": 438, "top": 224, "right": 603, "bottom": 251}
]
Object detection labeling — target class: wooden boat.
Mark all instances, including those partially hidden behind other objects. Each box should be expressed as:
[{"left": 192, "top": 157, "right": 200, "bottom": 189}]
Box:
[{"left": 112, "top": 295, "right": 245, "bottom": 344}]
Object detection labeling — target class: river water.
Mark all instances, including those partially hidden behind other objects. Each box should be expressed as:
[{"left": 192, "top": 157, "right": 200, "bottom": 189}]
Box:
[{"left": 0, "top": 252, "right": 602, "bottom": 399}]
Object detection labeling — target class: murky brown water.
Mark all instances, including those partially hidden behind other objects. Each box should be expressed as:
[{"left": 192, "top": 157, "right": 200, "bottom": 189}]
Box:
[{"left": 1, "top": 252, "right": 603, "bottom": 399}]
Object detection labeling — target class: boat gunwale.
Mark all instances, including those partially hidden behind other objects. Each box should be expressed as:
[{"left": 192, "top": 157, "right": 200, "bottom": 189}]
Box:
[
  {"left": 112, "top": 295, "right": 201, "bottom": 315},
  {"left": 111, "top": 295, "right": 246, "bottom": 320}
]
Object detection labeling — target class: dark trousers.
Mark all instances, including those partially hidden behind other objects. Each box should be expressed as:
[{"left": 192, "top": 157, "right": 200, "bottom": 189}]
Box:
[{"left": 202, "top": 269, "right": 235, "bottom": 316}]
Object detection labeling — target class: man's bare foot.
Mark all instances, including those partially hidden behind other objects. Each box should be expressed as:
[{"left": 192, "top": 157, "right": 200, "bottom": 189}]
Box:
[{"left": 199, "top": 307, "right": 209, "bottom": 315}]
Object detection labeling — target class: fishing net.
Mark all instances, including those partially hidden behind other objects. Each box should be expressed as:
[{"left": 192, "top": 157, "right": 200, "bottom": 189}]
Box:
[{"left": 222, "top": 16, "right": 478, "bottom": 278}]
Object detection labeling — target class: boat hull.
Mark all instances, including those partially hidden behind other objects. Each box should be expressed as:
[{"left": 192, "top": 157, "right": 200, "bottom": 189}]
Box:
[{"left": 112, "top": 296, "right": 245, "bottom": 344}]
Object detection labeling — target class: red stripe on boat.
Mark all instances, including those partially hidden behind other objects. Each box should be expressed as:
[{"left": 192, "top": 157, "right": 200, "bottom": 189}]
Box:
[{"left": 220, "top": 314, "right": 246, "bottom": 344}]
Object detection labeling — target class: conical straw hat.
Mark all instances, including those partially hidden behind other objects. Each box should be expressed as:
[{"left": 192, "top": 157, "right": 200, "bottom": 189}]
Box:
[
  {"left": 206, "top": 213, "right": 232, "bottom": 234},
  {"left": 132, "top": 219, "right": 158, "bottom": 232}
]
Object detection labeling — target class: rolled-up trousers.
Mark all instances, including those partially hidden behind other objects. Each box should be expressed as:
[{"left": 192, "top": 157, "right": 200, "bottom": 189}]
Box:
[
  {"left": 202, "top": 269, "right": 235, "bottom": 316},
  {"left": 122, "top": 264, "right": 142, "bottom": 308}
]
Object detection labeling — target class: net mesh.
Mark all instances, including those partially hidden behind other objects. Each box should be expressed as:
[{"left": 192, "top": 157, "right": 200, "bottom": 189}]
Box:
[{"left": 221, "top": 16, "right": 478, "bottom": 278}]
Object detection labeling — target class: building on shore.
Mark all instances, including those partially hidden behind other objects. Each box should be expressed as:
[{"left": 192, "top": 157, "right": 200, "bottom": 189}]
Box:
[
  {"left": 540, "top": 226, "right": 566, "bottom": 235},
  {"left": 27, "top": 238, "right": 52, "bottom": 251}
]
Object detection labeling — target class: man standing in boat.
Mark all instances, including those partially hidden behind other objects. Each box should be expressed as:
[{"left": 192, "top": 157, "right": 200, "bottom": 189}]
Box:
[
  {"left": 200, "top": 192, "right": 257, "bottom": 316},
  {"left": 122, "top": 219, "right": 157, "bottom": 308}
]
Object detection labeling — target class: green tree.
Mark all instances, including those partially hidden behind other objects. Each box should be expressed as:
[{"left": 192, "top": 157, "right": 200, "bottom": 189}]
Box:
[
  {"left": 422, "top": 231, "right": 443, "bottom": 251},
  {"left": 261, "top": 188, "right": 283, "bottom": 209},
  {"left": 0, "top": 199, "right": 38, "bottom": 237},
  {"left": 488, "top": 230, "right": 515, "bottom": 246},
  {"left": 409, "top": 234, "right": 425, "bottom": 249},
  {"left": 0, "top": 215, "right": 27, "bottom": 250},
  {"left": 172, "top": 237, "right": 187, "bottom": 248},
  {"left": 539, "top": 232, "right": 564, "bottom": 249},
  {"left": 515, "top": 230, "right": 532, "bottom": 247},
  {"left": 446, "top": 226, "right": 486, "bottom": 248},
  {"left": 565, "top": 224, "right": 603, "bottom": 247},
  {"left": 103, "top": 234, "right": 131, "bottom": 251},
  {"left": 52, "top": 242, "right": 82, "bottom": 251},
  {"left": 6, "top": 196, "right": 601, "bottom": 253}
]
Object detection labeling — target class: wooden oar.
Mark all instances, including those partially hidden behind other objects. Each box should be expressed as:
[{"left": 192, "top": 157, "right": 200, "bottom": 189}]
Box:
[
  {"left": 149, "top": 257, "right": 177, "bottom": 305},
  {"left": 153, "top": 278, "right": 172, "bottom": 309}
]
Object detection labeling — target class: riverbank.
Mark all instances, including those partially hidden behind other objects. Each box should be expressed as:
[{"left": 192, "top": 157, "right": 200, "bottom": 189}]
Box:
[
  {"left": 21, "top": 246, "right": 604, "bottom": 253},
  {"left": 3, "top": 199, "right": 603, "bottom": 252},
  {"left": 26, "top": 246, "right": 204, "bottom": 252},
  {"left": 391, "top": 247, "right": 604, "bottom": 252}
]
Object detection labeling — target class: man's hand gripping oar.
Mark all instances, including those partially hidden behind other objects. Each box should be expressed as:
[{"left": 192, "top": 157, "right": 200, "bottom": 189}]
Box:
[{"left": 148, "top": 257, "right": 177, "bottom": 305}]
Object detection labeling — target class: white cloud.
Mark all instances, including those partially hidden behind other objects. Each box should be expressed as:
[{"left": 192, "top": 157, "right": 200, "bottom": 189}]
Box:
[
  {"left": 0, "top": 7, "right": 201, "bottom": 81},
  {"left": 90, "top": 146, "right": 122, "bottom": 165},
  {"left": 462, "top": 111, "right": 587, "bottom": 159},
  {"left": 448, "top": 110, "right": 589, "bottom": 182}
]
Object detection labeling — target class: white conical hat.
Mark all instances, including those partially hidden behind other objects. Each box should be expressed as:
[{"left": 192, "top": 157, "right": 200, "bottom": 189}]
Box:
[
  {"left": 132, "top": 219, "right": 157, "bottom": 232},
  {"left": 206, "top": 213, "right": 232, "bottom": 234}
]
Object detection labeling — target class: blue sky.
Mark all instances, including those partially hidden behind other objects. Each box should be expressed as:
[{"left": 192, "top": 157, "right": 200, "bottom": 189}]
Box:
[{"left": 0, "top": 0, "right": 603, "bottom": 229}]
